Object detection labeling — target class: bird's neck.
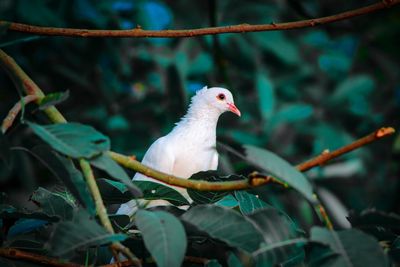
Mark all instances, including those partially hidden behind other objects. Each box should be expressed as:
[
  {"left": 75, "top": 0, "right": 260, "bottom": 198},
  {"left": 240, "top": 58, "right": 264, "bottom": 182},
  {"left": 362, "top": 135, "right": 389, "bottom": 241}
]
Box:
[{"left": 172, "top": 102, "right": 221, "bottom": 137}]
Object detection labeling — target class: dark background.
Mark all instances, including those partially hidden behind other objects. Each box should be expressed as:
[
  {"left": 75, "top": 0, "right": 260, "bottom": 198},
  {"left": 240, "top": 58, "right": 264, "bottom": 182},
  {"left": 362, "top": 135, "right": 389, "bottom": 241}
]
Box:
[{"left": 1, "top": 0, "right": 399, "bottom": 228}]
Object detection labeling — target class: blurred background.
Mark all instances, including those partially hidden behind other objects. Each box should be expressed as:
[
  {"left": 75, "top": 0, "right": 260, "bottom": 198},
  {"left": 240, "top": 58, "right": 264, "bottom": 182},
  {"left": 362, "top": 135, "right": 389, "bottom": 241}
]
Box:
[{"left": 1, "top": 0, "right": 399, "bottom": 229}]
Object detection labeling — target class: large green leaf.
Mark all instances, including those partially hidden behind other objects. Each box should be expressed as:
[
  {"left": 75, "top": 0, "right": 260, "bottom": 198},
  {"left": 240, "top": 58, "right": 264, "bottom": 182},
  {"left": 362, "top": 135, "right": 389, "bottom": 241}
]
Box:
[
  {"left": 51, "top": 153, "right": 96, "bottom": 215},
  {"left": 248, "top": 208, "right": 305, "bottom": 266},
  {"left": 234, "top": 191, "right": 268, "bottom": 215},
  {"left": 136, "top": 210, "right": 187, "bottom": 267},
  {"left": 256, "top": 73, "right": 275, "bottom": 121},
  {"left": 187, "top": 171, "right": 245, "bottom": 204},
  {"left": 181, "top": 205, "right": 264, "bottom": 252},
  {"left": 0, "top": 205, "right": 59, "bottom": 222},
  {"left": 244, "top": 145, "right": 316, "bottom": 203},
  {"left": 90, "top": 153, "right": 142, "bottom": 196},
  {"left": 310, "top": 227, "right": 388, "bottom": 267},
  {"left": 31, "top": 145, "right": 96, "bottom": 215},
  {"left": 253, "top": 238, "right": 307, "bottom": 267},
  {"left": 50, "top": 210, "right": 127, "bottom": 257},
  {"left": 28, "top": 122, "right": 110, "bottom": 158},
  {"left": 347, "top": 209, "right": 400, "bottom": 241},
  {"left": 30, "top": 187, "right": 75, "bottom": 220},
  {"left": 98, "top": 178, "right": 189, "bottom": 206}
]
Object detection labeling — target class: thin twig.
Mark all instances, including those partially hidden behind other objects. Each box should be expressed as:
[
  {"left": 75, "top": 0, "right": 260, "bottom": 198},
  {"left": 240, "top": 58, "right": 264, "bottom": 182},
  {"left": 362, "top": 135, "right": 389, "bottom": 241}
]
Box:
[
  {"left": 0, "top": 248, "right": 82, "bottom": 267},
  {"left": 296, "top": 127, "right": 395, "bottom": 172},
  {"left": 2, "top": 94, "right": 38, "bottom": 133},
  {"left": 0, "top": 0, "right": 399, "bottom": 38}
]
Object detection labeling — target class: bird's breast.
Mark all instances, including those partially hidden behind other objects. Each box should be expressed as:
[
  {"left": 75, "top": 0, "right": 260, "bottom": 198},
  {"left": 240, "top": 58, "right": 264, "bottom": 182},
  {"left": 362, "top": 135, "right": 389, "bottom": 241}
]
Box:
[{"left": 172, "top": 143, "right": 217, "bottom": 177}]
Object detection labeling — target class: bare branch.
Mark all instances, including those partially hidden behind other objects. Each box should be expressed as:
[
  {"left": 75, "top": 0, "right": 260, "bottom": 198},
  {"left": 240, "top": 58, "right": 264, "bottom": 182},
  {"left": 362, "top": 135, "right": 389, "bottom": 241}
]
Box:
[
  {"left": 2, "top": 95, "right": 38, "bottom": 133},
  {"left": 0, "top": 248, "right": 81, "bottom": 267},
  {"left": 109, "top": 126, "right": 395, "bottom": 191},
  {"left": 296, "top": 127, "right": 395, "bottom": 171},
  {"left": 0, "top": 0, "right": 399, "bottom": 38}
]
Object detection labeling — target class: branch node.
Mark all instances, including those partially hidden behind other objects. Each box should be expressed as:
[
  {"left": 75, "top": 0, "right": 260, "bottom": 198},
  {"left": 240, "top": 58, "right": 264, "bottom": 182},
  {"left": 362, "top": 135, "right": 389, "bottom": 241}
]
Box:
[{"left": 376, "top": 127, "right": 395, "bottom": 138}]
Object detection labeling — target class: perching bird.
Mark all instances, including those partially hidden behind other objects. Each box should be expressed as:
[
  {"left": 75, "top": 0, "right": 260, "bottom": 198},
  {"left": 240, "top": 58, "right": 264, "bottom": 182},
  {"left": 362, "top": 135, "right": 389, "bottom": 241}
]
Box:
[{"left": 116, "top": 86, "right": 241, "bottom": 216}]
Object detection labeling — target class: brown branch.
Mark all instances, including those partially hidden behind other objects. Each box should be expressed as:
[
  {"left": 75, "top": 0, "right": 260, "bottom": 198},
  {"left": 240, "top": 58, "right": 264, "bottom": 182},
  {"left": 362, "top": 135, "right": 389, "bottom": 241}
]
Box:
[
  {"left": 109, "top": 125, "right": 395, "bottom": 192},
  {"left": 0, "top": 248, "right": 82, "bottom": 267},
  {"left": 0, "top": 0, "right": 399, "bottom": 38},
  {"left": 2, "top": 94, "right": 38, "bottom": 133},
  {"left": 101, "top": 256, "right": 208, "bottom": 267},
  {"left": 296, "top": 127, "right": 395, "bottom": 172}
]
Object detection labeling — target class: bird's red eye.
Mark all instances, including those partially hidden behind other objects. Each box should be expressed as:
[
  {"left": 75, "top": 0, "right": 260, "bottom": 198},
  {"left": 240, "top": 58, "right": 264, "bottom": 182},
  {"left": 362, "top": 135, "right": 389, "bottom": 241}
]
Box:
[{"left": 217, "top": 93, "right": 225, "bottom": 100}]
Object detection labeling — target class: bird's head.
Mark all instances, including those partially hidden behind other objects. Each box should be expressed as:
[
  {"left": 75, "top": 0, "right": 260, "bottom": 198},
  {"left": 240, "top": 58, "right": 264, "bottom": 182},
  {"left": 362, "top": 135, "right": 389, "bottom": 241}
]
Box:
[{"left": 195, "top": 86, "right": 241, "bottom": 117}]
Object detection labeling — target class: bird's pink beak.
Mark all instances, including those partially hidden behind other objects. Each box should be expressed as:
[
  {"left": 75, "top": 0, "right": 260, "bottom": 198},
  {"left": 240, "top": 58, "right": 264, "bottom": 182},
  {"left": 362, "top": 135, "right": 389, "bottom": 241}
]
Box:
[{"left": 227, "top": 103, "right": 241, "bottom": 117}]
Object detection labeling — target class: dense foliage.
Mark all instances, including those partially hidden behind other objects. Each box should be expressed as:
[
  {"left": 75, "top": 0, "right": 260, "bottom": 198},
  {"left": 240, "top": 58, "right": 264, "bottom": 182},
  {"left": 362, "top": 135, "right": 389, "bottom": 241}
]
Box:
[{"left": 1, "top": 0, "right": 400, "bottom": 266}]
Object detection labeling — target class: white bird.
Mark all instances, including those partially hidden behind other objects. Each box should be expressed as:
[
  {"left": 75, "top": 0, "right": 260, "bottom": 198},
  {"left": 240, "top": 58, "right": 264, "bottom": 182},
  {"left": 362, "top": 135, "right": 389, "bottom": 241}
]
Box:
[{"left": 116, "top": 86, "right": 241, "bottom": 216}]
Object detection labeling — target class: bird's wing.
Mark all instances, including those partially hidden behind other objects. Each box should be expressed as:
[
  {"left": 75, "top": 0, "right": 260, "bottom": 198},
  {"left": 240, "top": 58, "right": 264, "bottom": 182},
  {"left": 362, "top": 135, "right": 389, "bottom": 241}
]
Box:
[
  {"left": 210, "top": 150, "right": 219, "bottom": 170},
  {"left": 116, "top": 136, "right": 175, "bottom": 216},
  {"left": 133, "top": 136, "right": 175, "bottom": 181}
]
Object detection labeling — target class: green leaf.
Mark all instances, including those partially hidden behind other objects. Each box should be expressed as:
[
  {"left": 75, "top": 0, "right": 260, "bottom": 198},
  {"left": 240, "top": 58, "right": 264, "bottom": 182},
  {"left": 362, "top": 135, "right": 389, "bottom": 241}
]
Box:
[
  {"left": 234, "top": 191, "right": 268, "bottom": 215},
  {"left": 90, "top": 153, "right": 142, "bottom": 197},
  {"left": 98, "top": 178, "right": 189, "bottom": 206},
  {"left": 347, "top": 209, "right": 400, "bottom": 241},
  {"left": 30, "top": 187, "right": 74, "bottom": 220},
  {"left": 247, "top": 208, "right": 305, "bottom": 266},
  {"left": 51, "top": 153, "right": 96, "bottom": 215},
  {"left": 38, "top": 90, "right": 69, "bottom": 110},
  {"left": 50, "top": 210, "right": 127, "bottom": 257},
  {"left": 270, "top": 104, "right": 313, "bottom": 127},
  {"left": 250, "top": 32, "right": 300, "bottom": 65},
  {"left": 0, "top": 36, "right": 42, "bottom": 48},
  {"left": 307, "top": 242, "right": 340, "bottom": 267},
  {"left": 188, "top": 52, "right": 213, "bottom": 75},
  {"left": 215, "top": 194, "right": 239, "bottom": 208},
  {"left": 7, "top": 218, "right": 48, "bottom": 237},
  {"left": 181, "top": 205, "right": 264, "bottom": 252},
  {"left": 310, "top": 227, "right": 388, "bottom": 267},
  {"left": 206, "top": 260, "right": 223, "bottom": 267},
  {"left": 244, "top": 145, "right": 316, "bottom": 203},
  {"left": 187, "top": 171, "right": 245, "bottom": 204},
  {"left": 228, "top": 253, "right": 244, "bottom": 267},
  {"left": 27, "top": 122, "right": 110, "bottom": 158},
  {"left": 256, "top": 73, "right": 275, "bottom": 120},
  {"left": 331, "top": 75, "right": 375, "bottom": 103},
  {"left": 330, "top": 75, "right": 375, "bottom": 116},
  {"left": 136, "top": 210, "right": 187, "bottom": 267},
  {"left": 31, "top": 146, "right": 96, "bottom": 215},
  {"left": 0, "top": 205, "right": 59, "bottom": 222},
  {"left": 253, "top": 238, "right": 307, "bottom": 267}
]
